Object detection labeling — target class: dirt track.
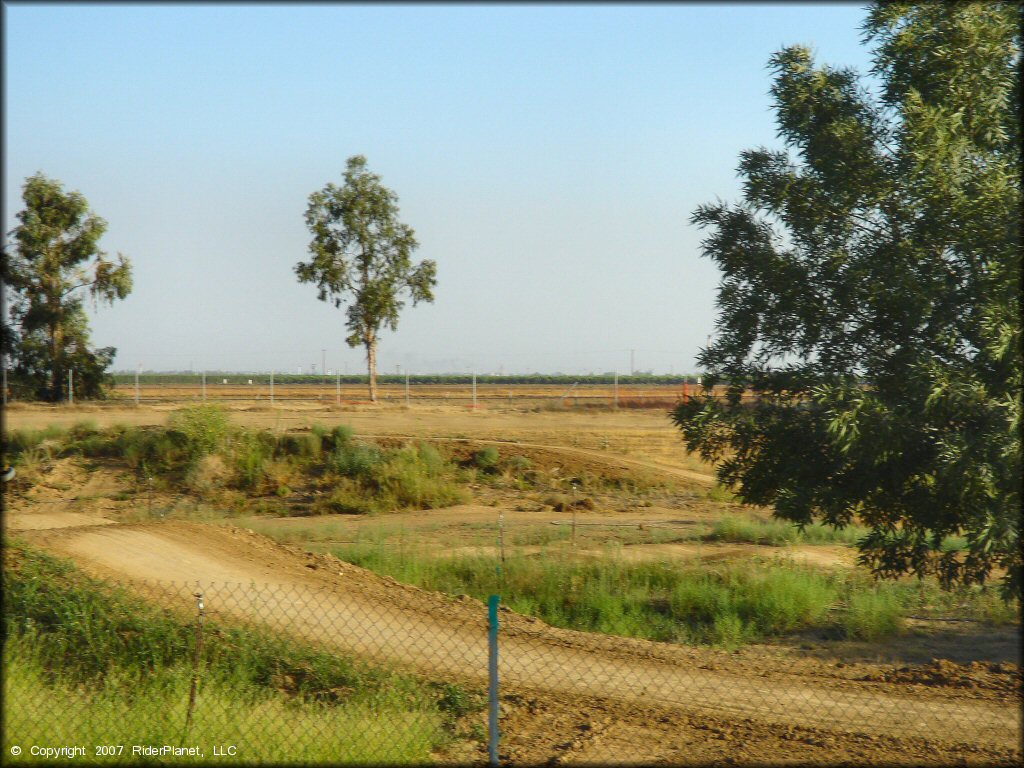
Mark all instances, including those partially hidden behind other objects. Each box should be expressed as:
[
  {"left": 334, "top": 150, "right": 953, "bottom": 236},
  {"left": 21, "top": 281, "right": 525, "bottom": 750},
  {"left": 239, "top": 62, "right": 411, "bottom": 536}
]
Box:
[
  {"left": 19, "top": 517, "right": 1020, "bottom": 758},
  {"left": 5, "top": 405, "right": 1021, "bottom": 763}
]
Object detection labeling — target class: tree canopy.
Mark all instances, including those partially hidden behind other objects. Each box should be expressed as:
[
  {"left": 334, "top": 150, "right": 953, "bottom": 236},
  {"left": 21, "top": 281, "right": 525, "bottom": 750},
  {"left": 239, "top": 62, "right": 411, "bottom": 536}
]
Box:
[
  {"left": 673, "top": 3, "right": 1020, "bottom": 597},
  {"left": 295, "top": 155, "right": 437, "bottom": 402},
  {"left": 3, "top": 173, "right": 132, "bottom": 401}
]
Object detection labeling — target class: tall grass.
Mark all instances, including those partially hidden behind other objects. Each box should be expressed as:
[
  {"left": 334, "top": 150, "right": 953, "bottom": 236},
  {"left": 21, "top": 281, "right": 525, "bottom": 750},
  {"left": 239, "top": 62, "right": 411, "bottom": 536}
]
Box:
[
  {"left": 5, "top": 636, "right": 443, "bottom": 765},
  {"left": 3, "top": 540, "right": 478, "bottom": 763},
  {"left": 329, "top": 536, "right": 1019, "bottom": 648},
  {"left": 707, "top": 516, "right": 869, "bottom": 546}
]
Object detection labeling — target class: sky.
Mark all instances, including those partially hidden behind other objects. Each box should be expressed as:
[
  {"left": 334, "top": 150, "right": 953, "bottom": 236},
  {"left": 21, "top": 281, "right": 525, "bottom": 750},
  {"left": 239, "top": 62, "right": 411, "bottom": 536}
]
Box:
[{"left": 3, "top": 3, "right": 874, "bottom": 375}]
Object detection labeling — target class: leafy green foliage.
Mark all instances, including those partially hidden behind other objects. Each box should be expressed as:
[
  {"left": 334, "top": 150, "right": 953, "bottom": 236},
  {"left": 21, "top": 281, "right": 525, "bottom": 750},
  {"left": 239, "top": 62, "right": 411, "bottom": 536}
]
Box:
[
  {"left": 168, "top": 405, "right": 231, "bottom": 462},
  {"left": 295, "top": 155, "right": 437, "bottom": 402},
  {"left": 3, "top": 173, "right": 132, "bottom": 401},
  {"left": 674, "top": 4, "right": 1021, "bottom": 597},
  {"left": 471, "top": 446, "right": 501, "bottom": 472}
]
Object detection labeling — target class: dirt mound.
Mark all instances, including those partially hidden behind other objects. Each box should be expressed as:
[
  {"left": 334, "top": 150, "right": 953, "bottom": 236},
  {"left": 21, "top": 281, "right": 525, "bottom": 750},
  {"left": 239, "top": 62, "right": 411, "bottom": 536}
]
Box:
[{"left": 860, "top": 660, "right": 1021, "bottom": 695}]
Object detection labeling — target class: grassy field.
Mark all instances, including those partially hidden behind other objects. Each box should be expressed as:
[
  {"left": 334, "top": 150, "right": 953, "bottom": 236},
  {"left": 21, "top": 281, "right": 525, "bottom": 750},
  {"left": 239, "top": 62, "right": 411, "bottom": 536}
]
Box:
[{"left": 3, "top": 540, "right": 483, "bottom": 764}]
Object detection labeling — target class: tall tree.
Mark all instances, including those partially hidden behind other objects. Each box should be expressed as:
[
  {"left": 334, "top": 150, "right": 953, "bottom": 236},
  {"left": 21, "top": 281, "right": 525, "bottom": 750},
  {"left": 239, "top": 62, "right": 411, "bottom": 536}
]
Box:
[
  {"left": 296, "top": 155, "right": 437, "bottom": 402},
  {"left": 3, "top": 173, "right": 132, "bottom": 401},
  {"left": 674, "top": 3, "right": 1020, "bottom": 597}
]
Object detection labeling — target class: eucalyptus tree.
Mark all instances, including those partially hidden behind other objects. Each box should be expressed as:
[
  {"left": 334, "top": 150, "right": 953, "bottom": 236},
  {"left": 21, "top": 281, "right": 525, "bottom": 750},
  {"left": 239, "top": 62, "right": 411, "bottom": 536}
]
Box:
[
  {"left": 4, "top": 173, "right": 132, "bottom": 401},
  {"left": 675, "top": 3, "right": 1020, "bottom": 597},
  {"left": 296, "top": 156, "right": 436, "bottom": 402}
]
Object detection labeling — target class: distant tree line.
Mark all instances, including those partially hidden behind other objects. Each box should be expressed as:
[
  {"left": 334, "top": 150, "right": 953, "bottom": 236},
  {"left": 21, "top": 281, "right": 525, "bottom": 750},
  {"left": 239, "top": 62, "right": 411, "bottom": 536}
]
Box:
[{"left": 110, "top": 373, "right": 701, "bottom": 387}]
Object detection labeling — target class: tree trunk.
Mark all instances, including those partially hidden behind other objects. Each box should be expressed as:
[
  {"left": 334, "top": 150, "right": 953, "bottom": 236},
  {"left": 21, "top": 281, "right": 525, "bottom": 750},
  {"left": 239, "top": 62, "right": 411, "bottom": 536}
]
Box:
[
  {"left": 50, "top": 317, "right": 63, "bottom": 402},
  {"left": 365, "top": 334, "right": 378, "bottom": 403}
]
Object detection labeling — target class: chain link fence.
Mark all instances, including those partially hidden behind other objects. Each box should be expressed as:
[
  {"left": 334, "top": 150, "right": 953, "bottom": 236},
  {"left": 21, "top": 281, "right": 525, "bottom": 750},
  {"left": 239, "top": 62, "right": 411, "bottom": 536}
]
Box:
[{"left": 4, "top": 569, "right": 1021, "bottom": 765}]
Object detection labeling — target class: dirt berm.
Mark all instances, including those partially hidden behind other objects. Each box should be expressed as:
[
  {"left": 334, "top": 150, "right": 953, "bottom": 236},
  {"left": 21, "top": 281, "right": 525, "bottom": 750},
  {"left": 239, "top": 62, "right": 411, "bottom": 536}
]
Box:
[{"left": 21, "top": 519, "right": 1020, "bottom": 761}]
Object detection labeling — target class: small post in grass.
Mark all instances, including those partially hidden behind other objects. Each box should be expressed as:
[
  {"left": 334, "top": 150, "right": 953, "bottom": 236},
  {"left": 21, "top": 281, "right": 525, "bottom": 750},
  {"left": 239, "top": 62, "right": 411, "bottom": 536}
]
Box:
[
  {"left": 498, "top": 510, "right": 506, "bottom": 569},
  {"left": 184, "top": 591, "right": 205, "bottom": 737},
  {"left": 571, "top": 483, "right": 578, "bottom": 552},
  {"left": 487, "top": 594, "right": 500, "bottom": 767}
]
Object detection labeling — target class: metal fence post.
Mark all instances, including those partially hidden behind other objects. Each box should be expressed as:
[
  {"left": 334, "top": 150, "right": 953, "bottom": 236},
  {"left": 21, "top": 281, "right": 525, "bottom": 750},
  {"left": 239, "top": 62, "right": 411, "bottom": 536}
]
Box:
[
  {"left": 184, "top": 591, "right": 205, "bottom": 737},
  {"left": 488, "top": 594, "right": 500, "bottom": 767}
]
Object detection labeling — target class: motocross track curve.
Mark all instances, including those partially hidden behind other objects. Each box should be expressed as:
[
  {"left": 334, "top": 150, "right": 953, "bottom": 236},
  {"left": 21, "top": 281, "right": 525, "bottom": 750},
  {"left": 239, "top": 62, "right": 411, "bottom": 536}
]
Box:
[{"left": 25, "top": 519, "right": 1018, "bottom": 753}]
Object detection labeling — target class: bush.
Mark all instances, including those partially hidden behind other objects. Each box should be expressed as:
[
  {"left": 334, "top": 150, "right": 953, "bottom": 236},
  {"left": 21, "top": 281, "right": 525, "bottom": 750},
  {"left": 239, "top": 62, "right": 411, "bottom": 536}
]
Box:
[
  {"left": 472, "top": 446, "right": 500, "bottom": 472},
  {"left": 332, "top": 443, "right": 385, "bottom": 480},
  {"left": 232, "top": 431, "right": 275, "bottom": 490},
  {"left": 168, "top": 405, "right": 230, "bottom": 461},
  {"left": 507, "top": 455, "right": 532, "bottom": 473}
]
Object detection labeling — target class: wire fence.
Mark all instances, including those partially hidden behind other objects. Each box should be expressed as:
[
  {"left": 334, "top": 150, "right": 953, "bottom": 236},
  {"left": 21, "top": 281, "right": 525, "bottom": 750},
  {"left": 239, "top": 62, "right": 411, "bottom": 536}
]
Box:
[
  {"left": 2, "top": 376, "right": 750, "bottom": 410},
  {"left": 4, "top": 574, "right": 1020, "bottom": 765}
]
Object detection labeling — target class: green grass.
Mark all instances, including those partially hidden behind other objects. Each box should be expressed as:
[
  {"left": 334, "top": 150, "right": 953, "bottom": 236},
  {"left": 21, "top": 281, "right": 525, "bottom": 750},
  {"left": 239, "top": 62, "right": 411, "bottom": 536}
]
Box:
[
  {"left": 327, "top": 536, "right": 1019, "bottom": 648},
  {"left": 5, "top": 637, "right": 443, "bottom": 765},
  {"left": 3, "top": 540, "right": 482, "bottom": 763},
  {"left": 706, "top": 515, "right": 869, "bottom": 546}
]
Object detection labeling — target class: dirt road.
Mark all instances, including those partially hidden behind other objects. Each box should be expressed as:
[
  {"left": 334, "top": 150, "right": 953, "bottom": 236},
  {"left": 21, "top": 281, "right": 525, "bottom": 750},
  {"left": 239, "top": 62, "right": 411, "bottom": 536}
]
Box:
[{"left": 21, "top": 518, "right": 1019, "bottom": 755}]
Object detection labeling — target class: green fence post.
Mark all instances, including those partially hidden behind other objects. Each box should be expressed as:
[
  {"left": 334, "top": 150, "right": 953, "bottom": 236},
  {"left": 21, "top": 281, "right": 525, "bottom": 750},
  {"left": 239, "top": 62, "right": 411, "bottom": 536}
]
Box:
[{"left": 488, "top": 594, "right": 500, "bottom": 766}]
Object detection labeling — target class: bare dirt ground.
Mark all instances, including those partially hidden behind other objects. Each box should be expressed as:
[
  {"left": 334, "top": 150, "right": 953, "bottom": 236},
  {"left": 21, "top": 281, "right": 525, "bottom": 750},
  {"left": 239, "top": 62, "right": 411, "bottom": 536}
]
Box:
[{"left": 4, "top": 402, "right": 1022, "bottom": 765}]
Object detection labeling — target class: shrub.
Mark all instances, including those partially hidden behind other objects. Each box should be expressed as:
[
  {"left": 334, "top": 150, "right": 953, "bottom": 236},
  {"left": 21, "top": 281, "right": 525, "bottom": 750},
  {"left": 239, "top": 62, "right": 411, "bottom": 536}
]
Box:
[
  {"left": 168, "top": 404, "right": 230, "bottom": 461},
  {"left": 232, "top": 431, "right": 275, "bottom": 490},
  {"left": 332, "top": 443, "right": 385, "bottom": 480},
  {"left": 507, "top": 455, "right": 532, "bottom": 473},
  {"left": 472, "top": 446, "right": 500, "bottom": 472},
  {"left": 276, "top": 432, "right": 321, "bottom": 458}
]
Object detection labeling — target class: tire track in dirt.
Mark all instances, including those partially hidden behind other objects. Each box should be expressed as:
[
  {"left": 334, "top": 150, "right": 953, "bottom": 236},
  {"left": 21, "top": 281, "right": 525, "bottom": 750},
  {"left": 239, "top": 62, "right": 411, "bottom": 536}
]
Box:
[
  {"left": 23, "top": 520, "right": 1019, "bottom": 753},
  {"left": 360, "top": 434, "right": 717, "bottom": 486}
]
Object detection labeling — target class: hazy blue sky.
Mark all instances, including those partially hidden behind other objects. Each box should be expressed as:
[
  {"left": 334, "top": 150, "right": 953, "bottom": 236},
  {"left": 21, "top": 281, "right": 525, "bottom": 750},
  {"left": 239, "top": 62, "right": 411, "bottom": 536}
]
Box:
[{"left": 4, "top": 3, "right": 873, "bottom": 375}]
